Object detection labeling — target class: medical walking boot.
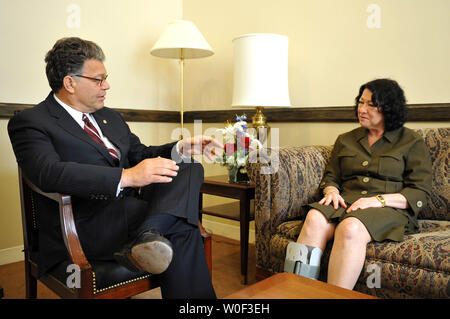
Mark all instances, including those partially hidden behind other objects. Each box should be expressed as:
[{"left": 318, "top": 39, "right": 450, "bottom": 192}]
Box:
[{"left": 284, "top": 242, "right": 322, "bottom": 280}]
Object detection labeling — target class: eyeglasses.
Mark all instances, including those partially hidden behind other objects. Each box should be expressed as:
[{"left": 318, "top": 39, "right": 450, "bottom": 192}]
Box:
[{"left": 74, "top": 74, "right": 108, "bottom": 86}]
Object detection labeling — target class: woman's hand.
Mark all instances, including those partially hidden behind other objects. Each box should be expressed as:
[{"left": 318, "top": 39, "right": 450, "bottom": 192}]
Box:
[
  {"left": 319, "top": 187, "right": 347, "bottom": 210},
  {"left": 345, "top": 197, "right": 381, "bottom": 213},
  {"left": 345, "top": 193, "right": 409, "bottom": 213}
]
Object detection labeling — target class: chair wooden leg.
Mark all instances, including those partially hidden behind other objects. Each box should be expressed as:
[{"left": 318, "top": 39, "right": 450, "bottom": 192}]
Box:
[
  {"left": 24, "top": 261, "right": 37, "bottom": 298},
  {"left": 26, "top": 276, "right": 37, "bottom": 299},
  {"left": 199, "top": 221, "right": 212, "bottom": 277},
  {"left": 204, "top": 234, "right": 212, "bottom": 277}
]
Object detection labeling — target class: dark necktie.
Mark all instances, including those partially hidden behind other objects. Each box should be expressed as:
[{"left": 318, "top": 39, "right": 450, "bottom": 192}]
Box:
[{"left": 82, "top": 114, "right": 120, "bottom": 165}]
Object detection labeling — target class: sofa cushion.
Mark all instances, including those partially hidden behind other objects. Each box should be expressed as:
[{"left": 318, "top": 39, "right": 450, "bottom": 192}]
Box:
[
  {"left": 356, "top": 259, "right": 449, "bottom": 299},
  {"left": 362, "top": 222, "right": 450, "bottom": 299},
  {"left": 273, "top": 219, "right": 449, "bottom": 275},
  {"left": 271, "top": 219, "right": 449, "bottom": 298},
  {"left": 365, "top": 220, "right": 450, "bottom": 273}
]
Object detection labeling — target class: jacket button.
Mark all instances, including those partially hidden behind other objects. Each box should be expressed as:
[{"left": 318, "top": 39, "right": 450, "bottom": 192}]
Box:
[
  {"left": 361, "top": 190, "right": 368, "bottom": 195},
  {"left": 417, "top": 201, "right": 423, "bottom": 208},
  {"left": 363, "top": 177, "right": 370, "bottom": 183},
  {"left": 362, "top": 161, "right": 369, "bottom": 167}
]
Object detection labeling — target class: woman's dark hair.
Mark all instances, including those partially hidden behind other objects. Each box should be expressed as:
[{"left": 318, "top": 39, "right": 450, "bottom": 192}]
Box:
[
  {"left": 354, "top": 78, "right": 407, "bottom": 131},
  {"left": 45, "top": 37, "right": 105, "bottom": 93}
]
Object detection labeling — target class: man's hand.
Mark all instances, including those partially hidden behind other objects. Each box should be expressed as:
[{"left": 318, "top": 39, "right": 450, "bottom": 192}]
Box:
[
  {"left": 178, "top": 135, "right": 224, "bottom": 161},
  {"left": 120, "top": 157, "right": 179, "bottom": 188}
]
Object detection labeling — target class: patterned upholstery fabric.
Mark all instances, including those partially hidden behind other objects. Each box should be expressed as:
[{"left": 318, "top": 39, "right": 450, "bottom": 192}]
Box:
[
  {"left": 246, "top": 128, "right": 450, "bottom": 298},
  {"left": 415, "top": 128, "right": 450, "bottom": 221}
]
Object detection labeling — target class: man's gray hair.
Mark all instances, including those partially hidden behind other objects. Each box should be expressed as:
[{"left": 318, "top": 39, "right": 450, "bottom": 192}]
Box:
[{"left": 45, "top": 37, "right": 105, "bottom": 93}]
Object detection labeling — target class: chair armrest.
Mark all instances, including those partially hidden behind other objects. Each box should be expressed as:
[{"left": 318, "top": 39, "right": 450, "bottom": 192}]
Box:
[
  {"left": 58, "top": 194, "right": 91, "bottom": 271},
  {"left": 22, "top": 175, "right": 91, "bottom": 271},
  {"left": 246, "top": 145, "right": 332, "bottom": 268}
]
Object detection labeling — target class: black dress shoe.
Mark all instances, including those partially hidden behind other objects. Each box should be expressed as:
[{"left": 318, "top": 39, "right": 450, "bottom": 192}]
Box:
[{"left": 114, "top": 229, "right": 173, "bottom": 274}]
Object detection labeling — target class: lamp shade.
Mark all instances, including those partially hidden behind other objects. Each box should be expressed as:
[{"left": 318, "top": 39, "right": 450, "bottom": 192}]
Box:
[
  {"left": 231, "top": 33, "right": 291, "bottom": 107},
  {"left": 151, "top": 20, "right": 214, "bottom": 59}
]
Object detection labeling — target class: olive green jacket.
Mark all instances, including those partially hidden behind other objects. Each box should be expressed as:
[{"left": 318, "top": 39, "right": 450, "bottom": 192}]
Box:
[{"left": 320, "top": 126, "right": 432, "bottom": 219}]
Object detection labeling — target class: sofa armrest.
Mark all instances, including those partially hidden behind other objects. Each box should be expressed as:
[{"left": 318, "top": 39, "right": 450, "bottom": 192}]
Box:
[
  {"left": 414, "top": 128, "right": 450, "bottom": 221},
  {"left": 246, "top": 145, "right": 332, "bottom": 269}
]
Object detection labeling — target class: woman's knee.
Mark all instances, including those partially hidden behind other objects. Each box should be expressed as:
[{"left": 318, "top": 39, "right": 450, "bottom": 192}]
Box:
[
  {"left": 335, "top": 217, "right": 371, "bottom": 243},
  {"left": 301, "top": 209, "right": 334, "bottom": 235},
  {"left": 296, "top": 209, "right": 334, "bottom": 249}
]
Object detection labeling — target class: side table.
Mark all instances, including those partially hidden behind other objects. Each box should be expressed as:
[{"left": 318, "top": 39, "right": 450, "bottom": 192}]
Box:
[{"left": 199, "top": 175, "right": 255, "bottom": 284}]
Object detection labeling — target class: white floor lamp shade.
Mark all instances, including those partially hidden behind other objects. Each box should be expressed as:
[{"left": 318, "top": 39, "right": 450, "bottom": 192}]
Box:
[
  {"left": 151, "top": 20, "right": 214, "bottom": 59},
  {"left": 151, "top": 20, "right": 214, "bottom": 138}
]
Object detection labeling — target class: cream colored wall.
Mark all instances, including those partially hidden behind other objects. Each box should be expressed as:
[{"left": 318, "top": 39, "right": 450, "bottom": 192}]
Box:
[
  {"left": 183, "top": 0, "right": 450, "bottom": 109},
  {"left": 182, "top": 0, "right": 450, "bottom": 240},
  {"left": 0, "top": 0, "right": 183, "bottom": 257},
  {"left": 182, "top": 0, "right": 450, "bottom": 174},
  {"left": 0, "top": 0, "right": 183, "bottom": 108}
]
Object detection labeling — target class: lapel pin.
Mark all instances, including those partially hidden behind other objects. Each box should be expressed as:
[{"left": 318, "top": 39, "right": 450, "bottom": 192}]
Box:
[{"left": 103, "top": 120, "right": 107, "bottom": 124}]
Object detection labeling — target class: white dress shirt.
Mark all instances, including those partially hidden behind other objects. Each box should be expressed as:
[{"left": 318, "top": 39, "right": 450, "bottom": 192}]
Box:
[
  {"left": 53, "top": 94, "right": 123, "bottom": 196},
  {"left": 53, "top": 94, "right": 121, "bottom": 158}
]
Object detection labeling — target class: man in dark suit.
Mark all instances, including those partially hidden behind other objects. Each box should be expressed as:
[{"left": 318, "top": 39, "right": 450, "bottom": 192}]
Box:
[{"left": 8, "top": 37, "right": 222, "bottom": 298}]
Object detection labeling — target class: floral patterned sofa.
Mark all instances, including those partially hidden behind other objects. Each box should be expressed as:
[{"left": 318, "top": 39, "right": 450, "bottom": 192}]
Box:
[{"left": 246, "top": 128, "right": 449, "bottom": 298}]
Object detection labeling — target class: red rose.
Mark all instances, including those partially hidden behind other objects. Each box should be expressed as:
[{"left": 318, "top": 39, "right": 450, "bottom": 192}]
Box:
[
  {"left": 224, "top": 143, "right": 237, "bottom": 155},
  {"left": 238, "top": 136, "right": 250, "bottom": 149}
]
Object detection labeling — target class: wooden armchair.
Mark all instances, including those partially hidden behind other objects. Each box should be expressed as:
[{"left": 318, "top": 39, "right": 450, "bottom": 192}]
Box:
[{"left": 18, "top": 168, "right": 212, "bottom": 299}]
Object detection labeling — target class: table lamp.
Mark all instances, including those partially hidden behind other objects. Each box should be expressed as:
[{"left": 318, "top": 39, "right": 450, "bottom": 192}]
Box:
[
  {"left": 231, "top": 33, "right": 291, "bottom": 141},
  {"left": 151, "top": 20, "right": 214, "bottom": 138}
]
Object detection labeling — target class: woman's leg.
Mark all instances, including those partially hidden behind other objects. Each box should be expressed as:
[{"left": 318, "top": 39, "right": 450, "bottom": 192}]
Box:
[
  {"left": 296, "top": 209, "right": 336, "bottom": 251},
  {"left": 284, "top": 209, "right": 336, "bottom": 278},
  {"left": 327, "top": 217, "right": 372, "bottom": 289}
]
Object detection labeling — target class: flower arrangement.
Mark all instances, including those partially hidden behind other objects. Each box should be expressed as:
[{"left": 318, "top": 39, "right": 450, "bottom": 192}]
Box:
[{"left": 216, "top": 115, "right": 262, "bottom": 182}]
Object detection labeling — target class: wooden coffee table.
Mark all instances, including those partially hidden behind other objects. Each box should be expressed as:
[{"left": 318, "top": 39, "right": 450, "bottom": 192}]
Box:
[{"left": 224, "top": 272, "right": 377, "bottom": 299}]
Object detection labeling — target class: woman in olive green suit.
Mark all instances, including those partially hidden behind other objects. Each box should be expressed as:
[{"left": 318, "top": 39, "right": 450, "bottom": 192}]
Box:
[{"left": 284, "top": 79, "right": 432, "bottom": 290}]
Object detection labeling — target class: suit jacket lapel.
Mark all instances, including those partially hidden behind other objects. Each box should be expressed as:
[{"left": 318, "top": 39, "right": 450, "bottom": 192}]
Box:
[
  {"left": 93, "top": 110, "right": 124, "bottom": 163},
  {"left": 45, "top": 93, "right": 116, "bottom": 166}
]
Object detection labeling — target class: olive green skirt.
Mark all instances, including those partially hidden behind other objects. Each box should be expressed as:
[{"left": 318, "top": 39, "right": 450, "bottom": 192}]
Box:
[{"left": 307, "top": 202, "right": 416, "bottom": 242}]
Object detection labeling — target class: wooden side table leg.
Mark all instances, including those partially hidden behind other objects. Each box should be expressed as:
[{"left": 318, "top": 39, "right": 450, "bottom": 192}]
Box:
[
  {"left": 198, "top": 192, "right": 203, "bottom": 223},
  {"left": 239, "top": 196, "right": 250, "bottom": 284},
  {"left": 198, "top": 193, "right": 212, "bottom": 277},
  {"left": 203, "top": 233, "right": 212, "bottom": 277}
]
